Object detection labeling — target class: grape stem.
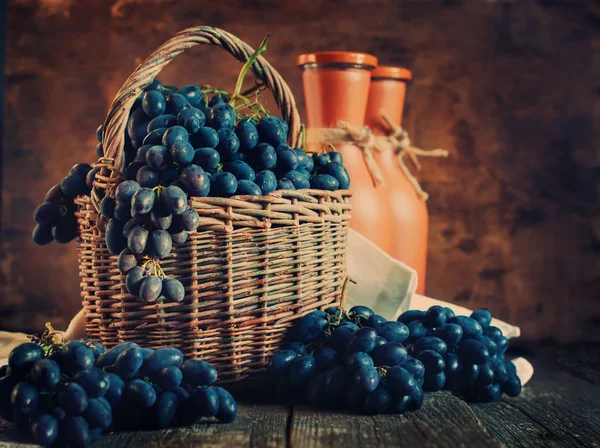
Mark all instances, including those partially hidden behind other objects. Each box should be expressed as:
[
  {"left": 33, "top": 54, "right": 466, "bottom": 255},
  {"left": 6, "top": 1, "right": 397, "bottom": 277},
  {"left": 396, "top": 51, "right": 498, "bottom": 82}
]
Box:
[{"left": 229, "top": 34, "right": 270, "bottom": 108}]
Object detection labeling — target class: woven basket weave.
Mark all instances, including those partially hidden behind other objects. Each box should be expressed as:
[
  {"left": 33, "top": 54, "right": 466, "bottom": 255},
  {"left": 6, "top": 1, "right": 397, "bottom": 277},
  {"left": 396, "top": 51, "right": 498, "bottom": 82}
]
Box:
[{"left": 76, "top": 26, "right": 351, "bottom": 385}]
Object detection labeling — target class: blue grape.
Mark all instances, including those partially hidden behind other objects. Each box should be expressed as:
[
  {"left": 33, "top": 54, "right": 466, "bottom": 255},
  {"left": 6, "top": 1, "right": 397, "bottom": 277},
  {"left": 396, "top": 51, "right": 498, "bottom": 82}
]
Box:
[
  {"left": 325, "top": 162, "right": 350, "bottom": 189},
  {"left": 367, "top": 314, "right": 387, "bottom": 327},
  {"left": 407, "top": 320, "right": 429, "bottom": 341},
  {"left": 148, "top": 114, "right": 177, "bottom": 132},
  {"left": 191, "top": 126, "right": 219, "bottom": 148},
  {"left": 328, "top": 151, "right": 343, "bottom": 164},
  {"left": 295, "top": 148, "right": 311, "bottom": 169},
  {"left": 61, "top": 174, "right": 88, "bottom": 197},
  {"left": 476, "top": 362, "right": 495, "bottom": 386},
  {"left": 136, "top": 165, "right": 161, "bottom": 188},
  {"left": 95, "top": 124, "right": 103, "bottom": 142},
  {"left": 275, "top": 145, "right": 299, "bottom": 171},
  {"left": 33, "top": 202, "right": 60, "bottom": 225},
  {"left": 148, "top": 229, "right": 172, "bottom": 259},
  {"left": 491, "top": 358, "right": 508, "bottom": 383},
  {"left": 400, "top": 356, "right": 426, "bottom": 380},
  {"left": 212, "top": 172, "right": 238, "bottom": 197},
  {"left": 484, "top": 326, "right": 503, "bottom": 340},
  {"left": 180, "top": 359, "right": 217, "bottom": 387},
  {"left": 276, "top": 179, "right": 295, "bottom": 191},
  {"left": 293, "top": 311, "right": 327, "bottom": 343},
  {"left": 413, "top": 336, "right": 447, "bottom": 355},
  {"left": 305, "top": 374, "right": 329, "bottom": 408},
  {"left": 191, "top": 387, "right": 219, "bottom": 417},
  {"left": 23, "top": 360, "right": 53, "bottom": 391},
  {"left": 391, "top": 395, "right": 412, "bottom": 414},
  {"left": 32, "top": 224, "right": 53, "bottom": 245},
  {"left": 236, "top": 119, "right": 259, "bottom": 150},
  {"left": 125, "top": 266, "right": 145, "bottom": 296},
  {"left": 209, "top": 103, "right": 236, "bottom": 129},
  {"left": 424, "top": 305, "right": 447, "bottom": 328},
  {"left": 105, "top": 373, "right": 125, "bottom": 407},
  {"left": 178, "top": 107, "right": 206, "bottom": 127},
  {"left": 496, "top": 336, "right": 509, "bottom": 356},
  {"left": 229, "top": 160, "right": 255, "bottom": 181},
  {"left": 324, "top": 365, "right": 349, "bottom": 399},
  {"left": 126, "top": 162, "right": 144, "bottom": 181},
  {"left": 447, "top": 316, "right": 483, "bottom": 339},
  {"left": 162, "top": 126, "right": 189, "bottom": 147},
  {"left": 145, "top": 80, "right": 164, "bottom": 91},
  {"left": 95, "top": 342, "right": 139, "bottom": 367},
  {"left": 470, "top": 334, "right": 498, "bottom": 357},
  {"left": 165, "top": 93, "right": 190, "bottom": 115},
  {"left": 142, "top": 90, "right": 166, "bottom": 117},
  {"left": 163, "top": 278, "right": 185, "bottom": 302},
  {"left": 215, "top": 129, "right": 240, "bottom": 161},
  {"left": 374, "top": 321, "right": 410, "bottom": 343},
  {"left": 433, "top": 323, "right": 463, "bottom": 351},
  {"left": 346, "top": 352, "right": 374, "bottom": 373},
  {"left": 208, "top": 93, "right": 228, "bottom": 107},
  {"left": 235, "top": 180, "right": 262, "bottom": 195},
  {"left": 183, "top": 116, "right": 201, "bottom": 134},
  {"left": 30, "top": 413, "right": 58, "bottom": 445},
  {"left": 86, "top": 167, "right": 100, "bottom": 189},
  {"left": 256, "top": 116, "right": 286, "bottom": 146},
  {"left": 330, "top": 323, "right": 359, "bottom": 352},
  {"left": 423, "top": 371, "right": 446, "bottom": 391},
  {"left": 169, "top": 227, "right": 188, "bottom": 244},
  {"left": 151, "top": 209, "right": 173, "bottom": 230},
  {"left": 283, "top": 170, "right": 310, "bottom": 189},
  {"left": 152, "top": 366, "right": 183, "bottom": 391},
  {"left": 139, "top": 275, "right": 163, "bottom": 302},
  {"left": 213, "top": 387, "right": 237, "bottom": 423},
  {"left": 124, "top": 379, "right": 156, "bottom": 408},
  {"left": 443, "top": 352, "right": 463, "bottom": 390},
  {"left": 8, "top": 343, "right": 44, "bottom": 377},
  {"left": 131, "top": 188, "right": 155, "bottom": 214},
  {"left": 370, "top": 342, "right": 407, "bottom": 366},
  {"left": 143, "top": 127, "right": 168, "bottom": 146},
  {"left": 502, "top": 373, "right": 522, "bottom": 397},
  {"left": 10, "top": 382, "right": 38, "bottom": 414},
  {"left": 347, "top": 304, "right": 374, "bottom": 325},
  {"left": 193, "top": 147, "right": 220, "bottom": 171},
  {"left": 83, "top": 397, "right": 112, "bottom": 429},
  {"left": 289, "top": 355, "right": 317, "bottom": 384},
  {"left": 60, "top": 415, "right": 89, "bottom": 447},
  {"left": 127, "top": 108, "right": 151, "bottom": 143},
  {"left": 50, "top": 406, "right": 66, "bottom": 421},
  {"left": 314, "top": 154, "right": 331, "bottom": 171},
  {"left": 99, "top": 197, "right": 116, "bottom": 219},
  {"left": 144, "top": 348, "right": 184, "bottom": 375},
  {"left": 178, "top": 85, "right": 203, "bottom": 107},
  {"left": 57, "top": 382, "right": 88, "bottom": 414},
  {"left": 353, "top": 366, "right": 379, "bottom": 393},
  {"left": 457, "top": 339, "right": 490, "bottom": 365},
  {"left": 416, "top": 350, "right": 445, "bottom": 374},
  {"left": 177, "top": 206, "right": 200, "bottom": 232},
  {"left": 269, "top": 350, "right": 298, "bottom": 375},
  {"left": 146, "top": 145, "right": 172, "bottom": 171},
  {"left": 180, "top": 164, "right": 210, "bottom": 196},
  {"left": 310, "top": 174, "right": 339, "bottom": 191},
  {"left": 151, "top": 390, "right": 179, "bottom": 428},
  {"left": 162, "top": 185, "right": 188, "bottom": 215},
  {"left": 470, "top": 308, "right": 492, "bottom": 328},
  {"left": 95, "top": 142, "right": 104, "bottom": 157},
  {"left": 314, "top": 346, "right": 340, "bottom": 371},
  {"left": 127, "top": 225, "right": 149, "bottom": 254},
  {"left": 115, "top": 346, "right": 144, "bottom": 379},
  {"left": 254, "top": 143, "right": 277, "bottom": 170},
  {"left": 61, "top": 341, "right": 94, "bottom": 375},
  {"left": 386, "top": 366, "right": 417, "bottom": 396},
  {"left": 375, "top": 336, "right": 387, "bottom": 347},
  {"left": 460, "top": 364, "right": 480, "bottom": 387},
  {"left": 73, "top": 367, "right": 109, "bottom": 398}
]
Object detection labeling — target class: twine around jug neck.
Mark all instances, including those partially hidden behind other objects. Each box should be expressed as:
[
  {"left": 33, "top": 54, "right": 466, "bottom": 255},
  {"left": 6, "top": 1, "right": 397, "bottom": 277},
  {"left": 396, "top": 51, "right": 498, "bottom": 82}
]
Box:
[{"left": 305, "top": 111, "right": 449, "bottom": 201}]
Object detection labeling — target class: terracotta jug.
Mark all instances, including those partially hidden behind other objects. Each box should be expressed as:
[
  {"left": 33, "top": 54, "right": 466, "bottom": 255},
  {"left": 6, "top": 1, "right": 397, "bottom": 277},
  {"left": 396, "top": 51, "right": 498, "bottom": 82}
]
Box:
[
  {"left": 297, "top": 52, "right": 394, "bottom": 254},
  {"left": 365, "top": 66, "right": 429, "bottom": 294}
]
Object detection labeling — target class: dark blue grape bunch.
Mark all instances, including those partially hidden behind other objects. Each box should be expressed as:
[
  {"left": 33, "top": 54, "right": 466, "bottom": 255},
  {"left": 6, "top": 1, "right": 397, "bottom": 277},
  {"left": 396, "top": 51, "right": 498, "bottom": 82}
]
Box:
[
  {"left": 268, "top": 306, "right": 423, "bottom": 415},
  {"left": 100, "top": 180, "right": 197, "bottom": 303},
  {"left": 398, "top": 306, "right": 521, "bottom": 402},
  {"left": 32, "top": 163, "right": 93, "bottom": 246},
  {"left": 1, "top": 330, "right": 237, "bottom": 447}
]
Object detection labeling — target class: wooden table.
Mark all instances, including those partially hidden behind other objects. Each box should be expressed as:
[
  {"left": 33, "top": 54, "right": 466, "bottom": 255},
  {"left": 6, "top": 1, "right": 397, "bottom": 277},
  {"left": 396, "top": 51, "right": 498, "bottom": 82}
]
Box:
[{"left": 1, "top": 343, "right": 599, "bottom": 447}]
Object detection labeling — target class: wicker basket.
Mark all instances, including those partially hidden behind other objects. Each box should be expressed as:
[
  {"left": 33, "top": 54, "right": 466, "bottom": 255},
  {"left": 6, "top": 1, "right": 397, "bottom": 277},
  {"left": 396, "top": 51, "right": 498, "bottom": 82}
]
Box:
[{"left": 75, "top": 26, "right": 351, "bottom": 386}]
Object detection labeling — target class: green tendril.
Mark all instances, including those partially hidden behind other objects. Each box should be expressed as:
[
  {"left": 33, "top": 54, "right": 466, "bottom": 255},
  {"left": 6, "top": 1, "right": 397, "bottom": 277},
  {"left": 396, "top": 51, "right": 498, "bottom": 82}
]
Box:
[{"left": 229, "top": 34, "right": 270, "bottom": 108}]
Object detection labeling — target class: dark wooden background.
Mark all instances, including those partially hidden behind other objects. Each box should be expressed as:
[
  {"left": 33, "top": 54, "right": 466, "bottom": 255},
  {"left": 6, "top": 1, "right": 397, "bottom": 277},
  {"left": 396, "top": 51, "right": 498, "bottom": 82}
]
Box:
[{"left": 1, "top": 0, "right": 598, "bottom": 342}]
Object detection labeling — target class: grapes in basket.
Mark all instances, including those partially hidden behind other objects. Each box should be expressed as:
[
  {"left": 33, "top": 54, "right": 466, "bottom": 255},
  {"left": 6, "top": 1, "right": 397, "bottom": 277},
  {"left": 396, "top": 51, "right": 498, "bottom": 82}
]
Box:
[
  {"left": 267, "top": 305, "right": 521, "bottom": 414},
  {"left": 0, "top": 325, "right": 237, "bottom": 447}
]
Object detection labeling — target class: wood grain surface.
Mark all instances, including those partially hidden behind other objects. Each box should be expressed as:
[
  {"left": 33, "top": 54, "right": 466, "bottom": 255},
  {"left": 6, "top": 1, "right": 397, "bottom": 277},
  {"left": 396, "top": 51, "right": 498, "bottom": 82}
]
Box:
[{"left": 1, "top": 0, "right": 599, "bottom": 342}]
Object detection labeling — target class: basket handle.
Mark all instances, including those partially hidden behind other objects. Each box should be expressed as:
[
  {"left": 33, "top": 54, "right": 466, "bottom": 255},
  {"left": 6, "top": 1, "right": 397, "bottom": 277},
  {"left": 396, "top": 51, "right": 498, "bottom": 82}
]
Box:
[{"left": 97, "top": 26, "right": 301, "bottom": 193}]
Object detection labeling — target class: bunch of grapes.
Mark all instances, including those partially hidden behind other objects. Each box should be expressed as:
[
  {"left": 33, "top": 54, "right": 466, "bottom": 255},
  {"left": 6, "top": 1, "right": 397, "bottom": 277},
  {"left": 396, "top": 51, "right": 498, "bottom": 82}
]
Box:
[
  {"left": 31, "top": 163, "right": 95, "bottom": 246},
  {"left": 398, "top": 306, "right": 522, "bottom": 402},
  {"left": 98, "top": 178, "right": 196, "bottom": 302},
  {"left": 0, "top": 334, "right": 237, "bottom": 447},
  {"left": 268, "top": 307, "right": 424, "bottom": 415},
  {"left": 119, "top": 79, "right": 350, "bottom": 198}
]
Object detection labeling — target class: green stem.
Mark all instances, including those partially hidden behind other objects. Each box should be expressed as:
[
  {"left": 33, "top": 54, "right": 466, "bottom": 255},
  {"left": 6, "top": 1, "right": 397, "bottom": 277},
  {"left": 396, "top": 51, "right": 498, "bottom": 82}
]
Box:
[{"left": 229, "top": 34, "right": 270, "bottom": 107}]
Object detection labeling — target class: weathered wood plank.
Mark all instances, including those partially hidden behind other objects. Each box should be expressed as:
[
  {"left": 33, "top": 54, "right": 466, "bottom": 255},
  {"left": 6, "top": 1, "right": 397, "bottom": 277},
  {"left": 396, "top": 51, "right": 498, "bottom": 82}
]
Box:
[
  {"left": 290, "top": 393, "right": 500, "bottom": 448},
  {"left": 471, "top": 351, "right": 600, "bottom": 448},
  {"left": 0, "top": 404, "right": 290, "bottom": 448}
]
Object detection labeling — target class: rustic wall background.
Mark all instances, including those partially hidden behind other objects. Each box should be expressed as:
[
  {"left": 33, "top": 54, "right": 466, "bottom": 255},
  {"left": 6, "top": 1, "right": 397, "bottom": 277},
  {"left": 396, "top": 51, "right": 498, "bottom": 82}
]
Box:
[{"left": 1, "top": 0, "right": 598, "bottom": 342}]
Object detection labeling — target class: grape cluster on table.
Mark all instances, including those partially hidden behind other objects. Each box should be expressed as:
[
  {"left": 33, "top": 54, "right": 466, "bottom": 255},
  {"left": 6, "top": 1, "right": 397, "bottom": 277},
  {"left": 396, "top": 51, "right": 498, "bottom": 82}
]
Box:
[
  {"left": 0, "top": 340, "right": 237, "bottom": 447},
  {"left": 268, "top": 305, "right": 522, "bottom": 415}
]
